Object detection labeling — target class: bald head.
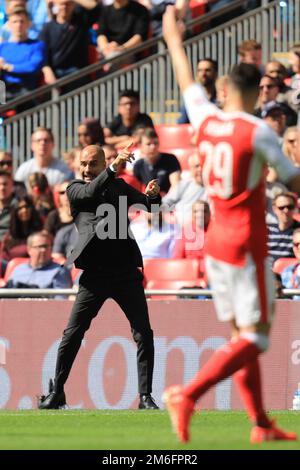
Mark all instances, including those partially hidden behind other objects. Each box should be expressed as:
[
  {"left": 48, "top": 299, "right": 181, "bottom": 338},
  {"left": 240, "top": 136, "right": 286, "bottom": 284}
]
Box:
[{"left": 80, "top": 145, "right": 106, "bottom": 182}]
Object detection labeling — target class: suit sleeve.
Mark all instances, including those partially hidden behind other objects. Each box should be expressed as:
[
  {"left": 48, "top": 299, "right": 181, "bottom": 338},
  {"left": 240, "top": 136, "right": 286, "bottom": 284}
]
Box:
[{"left": 67, "top": 168, "right": 115, "bottom": 206}]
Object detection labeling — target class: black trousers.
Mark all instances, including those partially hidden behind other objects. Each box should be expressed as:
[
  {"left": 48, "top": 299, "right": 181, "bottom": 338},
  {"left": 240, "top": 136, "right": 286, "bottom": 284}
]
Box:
[{"left": 54, "top": 267, "right": 154, "bottom": 395}]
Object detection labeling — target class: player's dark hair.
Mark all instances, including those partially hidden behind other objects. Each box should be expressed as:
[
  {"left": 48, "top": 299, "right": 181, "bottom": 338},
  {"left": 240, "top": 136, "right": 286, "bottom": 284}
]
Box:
[
  {"left": 229, "top": 63, "right": 261, "bottom": 94},
  {"left": 119, "top": 90, "right": 140, "bottom": 102}
]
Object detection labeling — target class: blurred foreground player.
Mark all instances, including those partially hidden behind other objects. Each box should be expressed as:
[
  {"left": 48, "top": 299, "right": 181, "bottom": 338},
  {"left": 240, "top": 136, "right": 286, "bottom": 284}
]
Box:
[{"left": 162, "top": 6, "right": 299, "bottom": 444}]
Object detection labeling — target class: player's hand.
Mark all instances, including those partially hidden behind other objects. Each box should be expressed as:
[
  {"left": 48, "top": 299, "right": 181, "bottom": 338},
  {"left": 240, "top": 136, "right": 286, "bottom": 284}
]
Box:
[
  {"left": 145, "top": 179, "right": 160, "bottom": 197},
  {"left": 111, "top": 142, "right": 135, "bottom": 172}
]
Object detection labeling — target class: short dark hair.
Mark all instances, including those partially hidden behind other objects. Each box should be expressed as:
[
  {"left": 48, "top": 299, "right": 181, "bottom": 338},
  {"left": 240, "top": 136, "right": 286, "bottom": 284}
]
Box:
[
  {"left": 119, "top": 90, "right": 140, "bottom": 102},
  {"left": 140, "top": 127, "right": 158, "bottom": 140},
  {"left": 261, "top": 74, "right": 281, "bottom": 88},
  {"left": 8, "top": 7, "right": 30, "bottom": 20},
  {"left": 229, "top": 63, "right": 261, "bottom": 94},
  {"left": 199, "top": 58, "right": 218, "bottom": 73}
]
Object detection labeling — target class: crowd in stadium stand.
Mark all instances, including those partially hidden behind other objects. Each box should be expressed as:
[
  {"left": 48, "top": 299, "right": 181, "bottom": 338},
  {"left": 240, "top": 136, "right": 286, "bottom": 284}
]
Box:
[{"left": 1, "top": 1, "right": 300, "bottom": 298}]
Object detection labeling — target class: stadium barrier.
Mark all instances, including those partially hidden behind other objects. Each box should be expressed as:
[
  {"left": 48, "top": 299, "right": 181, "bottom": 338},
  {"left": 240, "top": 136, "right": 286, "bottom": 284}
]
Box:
[{"left": 0, "top": 298, "right": 299, "bottom": 410}]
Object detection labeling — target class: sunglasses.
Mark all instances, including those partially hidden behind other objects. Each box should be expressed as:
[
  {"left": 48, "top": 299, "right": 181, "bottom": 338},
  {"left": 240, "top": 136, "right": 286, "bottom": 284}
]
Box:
[
  {"left": 0, "top": 161, "right": 12, "bottom": 166},
  {"left": 276, "top": 204, "right": 295, "bottom": 211}
]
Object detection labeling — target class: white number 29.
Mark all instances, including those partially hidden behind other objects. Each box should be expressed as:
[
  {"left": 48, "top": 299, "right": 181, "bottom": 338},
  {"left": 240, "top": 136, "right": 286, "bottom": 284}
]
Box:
[{"left": 200, "top": 141, "right": 233, "bottom": 198}]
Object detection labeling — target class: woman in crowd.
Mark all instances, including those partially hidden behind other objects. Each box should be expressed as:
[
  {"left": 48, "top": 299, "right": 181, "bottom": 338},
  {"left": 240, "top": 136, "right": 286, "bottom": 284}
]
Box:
[
  {"left": 0, "top": 195, "right": 43, "bottom": 262},
  {"left": 28, "top": 172, "right": 56, "bottom": 221},
  {"left": 77, "top": 118, "right": 105, "bottom": 148}
]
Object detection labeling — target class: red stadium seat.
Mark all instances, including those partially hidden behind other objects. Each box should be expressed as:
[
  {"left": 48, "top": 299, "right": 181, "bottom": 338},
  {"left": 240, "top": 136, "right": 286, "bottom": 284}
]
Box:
[
  {"left": 143, "top": 258, "right": 200, "bottom": 282},
  {"left": 155, "top": 124, "right": 195, "bottom": 150},
  {"left": 272, "top": 257, "right": 297, "bottom": 275},
  {"left": 166, "top": 147, "right": 198, "bottom": 170}
]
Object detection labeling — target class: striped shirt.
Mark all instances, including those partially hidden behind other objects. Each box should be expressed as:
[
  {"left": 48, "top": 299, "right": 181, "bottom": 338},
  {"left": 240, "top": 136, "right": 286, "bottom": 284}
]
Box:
[{"left": 268, "top": 221, "right": 300, "bottom": 264}]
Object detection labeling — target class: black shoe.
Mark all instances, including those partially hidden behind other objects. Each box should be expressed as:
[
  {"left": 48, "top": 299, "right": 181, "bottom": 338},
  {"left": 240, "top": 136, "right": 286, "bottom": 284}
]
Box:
[
  {"left": 38, "top": 391, "right": 66, "bottom": 410},
  {"left": 138, "top": 394, "right": 159, "bottom": 410}
]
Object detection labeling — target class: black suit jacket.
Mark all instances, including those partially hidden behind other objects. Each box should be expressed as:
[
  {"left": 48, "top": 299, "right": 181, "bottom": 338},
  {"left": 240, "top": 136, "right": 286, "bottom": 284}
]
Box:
[{"left": 66, "top": 168, "right": 161, "bottom": 270}]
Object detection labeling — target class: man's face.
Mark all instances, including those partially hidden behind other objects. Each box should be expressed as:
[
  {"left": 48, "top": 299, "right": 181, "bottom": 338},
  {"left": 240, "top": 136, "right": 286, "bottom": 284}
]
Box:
[
  {"left": 55, "top": 0, "right": 75, "bottom": 18},
  {"left": 264, "top": 110, "right": 286, "bottom": 136},
  {"left": 0, "top": 153, "right": 13, "bottom": 174},
  {"left": 189, "top": 157, "right": 202, "bottom": 184},
  {"left": 8, "top": 13, "right": 29, "bottom": 39},
  {"left": 0, "top": 175, "right": 13, "bottom": 201},
  {"left": 196, "top": 61, "right": 217, "bottom": 87},
  {"left": 293, "top": 232, "right": 300, "bottom": 259},
  {"left": 31, "top": 130, "right": 54, "bottom": 159},
  {"left": 118, "top": 96, "right": 140, "bottom": 122},
  {"left": 241, "top": 49, "right": 262, "bottom": 68},
  {"left": 192, "top": 201, "right": 210, "bottom": 229},
  {"left": 140, "top": 136, "right": 159, "bottom": 163},
  {"left": 273, "top": 195, "right": 296, "bottom": 225},
  {"left": 289, "top": 51, "right": 300, "bottom": 74},
  {"left": 28, "top": 235, "right": 52, "bottom": 269},
  {"left": 259, "top": 77, "right": 279, "bottom": 104},
  {"left": 104, "top": 147, "right": 118, "bottom": 167},
  {"left": 80, "top": 146, "right": 106, "bottom": 182}
]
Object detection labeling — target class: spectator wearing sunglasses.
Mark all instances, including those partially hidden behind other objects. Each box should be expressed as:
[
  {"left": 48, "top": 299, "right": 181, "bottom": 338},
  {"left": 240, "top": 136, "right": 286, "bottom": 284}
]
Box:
[
  {"left": 44, "top": 181, "right": 73, "bottom": 236},
  {"left": 268, "top": 192, "right": 300, "bottom": 265},
  {"left": 255, "top": 75, "right": 297, "bottom": 127},
  {"left": 282, "top": 127, "right": 300, "bottom": 167},
  {"left": 0, "top": 151, "right": 27, "bottom": 198}
]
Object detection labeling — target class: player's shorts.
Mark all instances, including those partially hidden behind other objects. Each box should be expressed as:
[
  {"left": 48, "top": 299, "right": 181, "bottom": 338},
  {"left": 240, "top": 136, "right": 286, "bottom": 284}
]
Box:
[{"left": 205, "top": 254, "right": 275, "bottom": 328}]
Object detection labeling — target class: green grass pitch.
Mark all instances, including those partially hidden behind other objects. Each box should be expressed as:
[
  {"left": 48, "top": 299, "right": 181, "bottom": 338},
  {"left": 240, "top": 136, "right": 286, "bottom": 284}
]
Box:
[{"left": 0, "top": 410, "right": 299, "bottom": 450}]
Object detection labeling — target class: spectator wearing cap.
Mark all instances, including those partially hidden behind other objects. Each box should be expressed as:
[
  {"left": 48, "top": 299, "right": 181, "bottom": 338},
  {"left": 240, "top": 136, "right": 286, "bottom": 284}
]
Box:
[
  {"left": 255, "top": 74, "right": 297, "bottom": 126},
  {"left": 261, "top": 101, "right": 288, "bottom": 145},
  {"left": 0, "top": 7, "right": 45, "bottom": 99}
]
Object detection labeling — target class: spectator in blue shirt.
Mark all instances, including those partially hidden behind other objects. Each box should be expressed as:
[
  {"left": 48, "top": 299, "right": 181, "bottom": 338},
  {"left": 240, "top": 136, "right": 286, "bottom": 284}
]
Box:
[
  {"left": 281, "top": 228, "right": 300, "bottom": 300},
  {"left": 0, "top": 7, "right": 45, "bottom": 99},
  {"left": 6, "top": 230, "right": 72, "bottom": 298}
]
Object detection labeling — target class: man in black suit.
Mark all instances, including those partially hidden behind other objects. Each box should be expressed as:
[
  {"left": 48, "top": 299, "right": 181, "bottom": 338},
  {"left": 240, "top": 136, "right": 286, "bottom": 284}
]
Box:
[{"left": 39, "top": 144, "right": 161, "bottom": 410}]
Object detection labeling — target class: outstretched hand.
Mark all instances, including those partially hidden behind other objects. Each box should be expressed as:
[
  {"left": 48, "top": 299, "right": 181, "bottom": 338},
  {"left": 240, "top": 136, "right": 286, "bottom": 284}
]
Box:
[
  {"left": 162, "top": 5, "right": 185, "bottom": 47},
  {"left": 111, "top": 143, "right": 135, "bottom": 172},
  {"left": 145, "top": 179, "right": 160, "bottom": 197}
]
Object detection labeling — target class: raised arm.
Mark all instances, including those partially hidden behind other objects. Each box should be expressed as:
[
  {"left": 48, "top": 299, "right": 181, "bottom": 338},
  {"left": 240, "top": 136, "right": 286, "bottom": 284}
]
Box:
[{"left": 162, "top": 6, "right": 194, "bottom": 93}]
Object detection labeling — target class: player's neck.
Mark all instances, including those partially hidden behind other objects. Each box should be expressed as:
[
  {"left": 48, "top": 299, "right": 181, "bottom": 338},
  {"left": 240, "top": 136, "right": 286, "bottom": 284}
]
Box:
[{"left": 223, "top": 93, "right": 255, "bottom": 114}]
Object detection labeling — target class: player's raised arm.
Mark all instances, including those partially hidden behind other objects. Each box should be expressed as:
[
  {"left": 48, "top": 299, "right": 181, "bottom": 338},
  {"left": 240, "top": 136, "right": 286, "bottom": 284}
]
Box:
[{"left": 162, "top": 6, "right": 194, "bottom": 93}]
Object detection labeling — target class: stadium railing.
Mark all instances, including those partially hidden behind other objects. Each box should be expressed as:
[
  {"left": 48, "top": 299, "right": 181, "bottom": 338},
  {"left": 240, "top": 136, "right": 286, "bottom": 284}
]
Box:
[
  {"left": 0, "top": 288, "right": 299, "bottom": 298},
  {"left": 2, "top": 0, "right": 299, "bottom": 168}
]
